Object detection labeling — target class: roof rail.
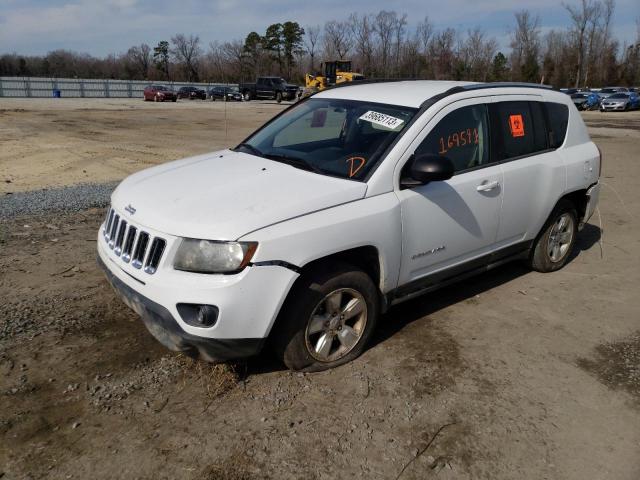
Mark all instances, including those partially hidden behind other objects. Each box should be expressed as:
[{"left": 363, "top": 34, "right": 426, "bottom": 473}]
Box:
[{"left": 459, "top": 82, "right": 554, "bottom": 91}]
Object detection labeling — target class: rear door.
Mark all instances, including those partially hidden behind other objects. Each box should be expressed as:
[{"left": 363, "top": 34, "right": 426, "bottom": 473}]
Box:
[
  {"left": 396, "top": 98, "right": 504, "bottom": 288},
  {"left": 490, "top": 96, "right": 566, "bottom": 247},
  {"left": 257, "top": 78, "right": 272, "bottom": 99}
]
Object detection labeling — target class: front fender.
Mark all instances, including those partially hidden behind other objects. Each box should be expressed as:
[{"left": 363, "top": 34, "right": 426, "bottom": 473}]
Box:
[{"left": 239, "top": 193, "right": 402, "bottom": 294}]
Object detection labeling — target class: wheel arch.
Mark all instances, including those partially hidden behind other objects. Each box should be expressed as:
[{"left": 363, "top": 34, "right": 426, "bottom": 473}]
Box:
[{"left": 559, "top": 188, "right": 589, "bottom": 223}]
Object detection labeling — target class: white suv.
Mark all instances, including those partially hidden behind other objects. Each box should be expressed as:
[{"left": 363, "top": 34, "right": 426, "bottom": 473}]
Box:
[{"left": 98, "top": 81, "right": 601, "bottom": 371}]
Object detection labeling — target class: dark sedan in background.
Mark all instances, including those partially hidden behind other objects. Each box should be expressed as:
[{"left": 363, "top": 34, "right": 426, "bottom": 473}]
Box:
[
  {"left": 177, "top": 86, "right": 207, "bottom": 100},
  {"left": 209, "top": 85, "right": 243, "bottom": 101},
  {"left": 143, "top": 85, "right": 177, "bottom": 102}
]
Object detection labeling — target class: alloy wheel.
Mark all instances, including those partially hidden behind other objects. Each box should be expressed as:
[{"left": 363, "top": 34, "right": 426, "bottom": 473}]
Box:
[
  {"left": 547, "top": 213, "right": 575, "bottom": 262},
  {"left": 304, "top": 288, "right": 368, "bottom": 362}
]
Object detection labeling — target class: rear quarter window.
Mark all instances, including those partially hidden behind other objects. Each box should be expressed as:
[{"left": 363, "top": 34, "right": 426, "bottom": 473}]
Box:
[
  {"left": 492, "top": 101, "right": 548, "bottom": 160},
  {"left": 545, "top": 102, "right": 569, "bottom": 148}
]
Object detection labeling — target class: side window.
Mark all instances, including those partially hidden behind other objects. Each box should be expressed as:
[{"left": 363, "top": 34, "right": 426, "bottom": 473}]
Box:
[
  {"left": 545, "top": 102, "right": 569, "bottom": 148},
  {"left": 414, "top": 104, "right": 490, "bottom": 173},
  {"left": 492, "top": 101, "right": 547, "bottom": 160}
]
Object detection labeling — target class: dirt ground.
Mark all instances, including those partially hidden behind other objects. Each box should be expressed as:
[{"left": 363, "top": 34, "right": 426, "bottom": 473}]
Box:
[
  {"left": 0, "top": 98, "right": 287, "bottom": 194},
  {"left": 1, "top": 100, "right": 640, "bottom": 479}
]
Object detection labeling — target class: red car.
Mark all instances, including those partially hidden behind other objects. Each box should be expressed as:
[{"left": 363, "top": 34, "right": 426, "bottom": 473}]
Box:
[{"left": 143, "top": 85, "right": 177, "bottom": 102}]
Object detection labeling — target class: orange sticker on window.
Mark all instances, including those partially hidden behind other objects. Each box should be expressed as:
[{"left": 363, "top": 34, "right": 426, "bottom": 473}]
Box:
[
  {"left": 509, "top": 114, "right": 525, "bottom": 137},
  {"left": 346, "top": 156, "right": 366, "bottom": 178}
]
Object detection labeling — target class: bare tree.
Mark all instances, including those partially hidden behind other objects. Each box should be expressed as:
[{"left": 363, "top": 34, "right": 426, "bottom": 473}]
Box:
[
  {"left": 171, "top": 34, "right": 202, "bottom": 82},
  {"left": 304, "top": 25, "right": 321, "bottom": 72},
  {"left": 374, "top": 10, "right": 397, "bottom": 77},
  {"left": 392, "top": 13, "right": 408, "bottom": 76},
  {"left": 430, "top": 28, "right": 458, "bottom": 79},
  {"left": 323, "top": 20, "right": 351, "bottom": 60},
  {"left": 348, "top": 13, "right": 375, "bottom": 75},
  {"left": 126, "top": 43, "right": 152, "bottom": 79},
  {"left": 510, "top": 10, "right": 541, "bottom": 82},
  {"left": 564, "top": 0, "right": 600, "bottom": 87}
]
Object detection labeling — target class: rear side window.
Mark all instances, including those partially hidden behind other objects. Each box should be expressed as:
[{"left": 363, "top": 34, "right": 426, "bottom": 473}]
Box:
[
  {"left": 415, "top": 104, "right": 490, "bottom": 173},
  {"left": 492, "top": 101, "right": 548, "bottom": 160},
  {"left": 545, "top": 102, "right": 569, "bottom": 148}
]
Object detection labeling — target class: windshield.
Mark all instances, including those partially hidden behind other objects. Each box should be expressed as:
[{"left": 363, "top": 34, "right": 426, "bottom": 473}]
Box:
[
  {"left": 608, "top": 93, "right": 628, "bottom": 99},
  {"left": 600, "top": 88, "right": 616, "bottom": 94},
  {"left": 236, "top": 98, "right": 417, "bottom": 181},
  {"left": 571, "top": 94, "right": 587, "bottom": 99}
]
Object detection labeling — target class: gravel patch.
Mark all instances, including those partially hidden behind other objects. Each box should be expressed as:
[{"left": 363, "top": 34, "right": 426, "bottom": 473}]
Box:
[{"left": 0, "top": 181, "right": 118, "bottom": 218}]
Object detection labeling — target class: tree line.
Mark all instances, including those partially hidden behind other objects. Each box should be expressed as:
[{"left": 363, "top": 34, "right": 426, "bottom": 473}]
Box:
[{"left": 1, "top": 1, "right": 639, "bottom": 88}]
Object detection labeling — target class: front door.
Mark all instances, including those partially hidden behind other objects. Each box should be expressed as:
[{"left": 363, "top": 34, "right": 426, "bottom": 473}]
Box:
[{"left": 396, "top": 100, "right": 503, "bottom": 288}]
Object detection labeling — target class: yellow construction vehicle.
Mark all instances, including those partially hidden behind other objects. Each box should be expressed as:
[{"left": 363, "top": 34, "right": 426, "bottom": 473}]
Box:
[{"left": 303, "top": 61, "right": 364, "bottom": 96}]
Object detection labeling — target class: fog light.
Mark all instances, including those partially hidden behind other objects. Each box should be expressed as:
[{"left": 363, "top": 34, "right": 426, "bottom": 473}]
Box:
[{"left": 177, "top": 303, "right": 219, "bottom": 327}]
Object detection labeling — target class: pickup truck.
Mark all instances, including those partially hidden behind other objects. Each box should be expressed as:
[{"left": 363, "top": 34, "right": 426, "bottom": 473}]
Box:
[{"left": 239, "top": 77, "right": 299, "bottom": 103}]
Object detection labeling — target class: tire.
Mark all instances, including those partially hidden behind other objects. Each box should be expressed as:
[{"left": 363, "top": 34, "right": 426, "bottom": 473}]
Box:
[
  {"left": 172, "top": 98, "right": 177, "bottom": 102},
  {"left": 154, "top": 94, "right": 159, "bottom": 102},
  {"left": 276, "top": 91, "right": 283, "bottom": 103},
  {"left": 272, "top": 264, "right": 380, "bottom": 371},
  {"left": 243, "top": 91, "right": 251, "bottom": 101},
  {"left": 528, "top": 199, "right": 578, "bottom": 273}
]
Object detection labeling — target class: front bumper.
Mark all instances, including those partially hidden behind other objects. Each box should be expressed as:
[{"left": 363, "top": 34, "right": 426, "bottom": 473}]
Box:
[
  {"left": 601, "top": 104, "right": 626, "bottom": 111},
  {"left": 98, "top": 255, "right": 263, "bottom": 362},
  {"left": 97, "top": 213, "right": 300, "bottom": 361}
]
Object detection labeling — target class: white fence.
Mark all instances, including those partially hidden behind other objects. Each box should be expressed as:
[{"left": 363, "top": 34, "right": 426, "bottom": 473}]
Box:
[{"left": 0, "top": 76, "right": 229, "bottom": 98}]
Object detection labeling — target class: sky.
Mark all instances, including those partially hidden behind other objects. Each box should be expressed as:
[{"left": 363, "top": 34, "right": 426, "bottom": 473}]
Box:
[{"left": 0, "top": 0, "right": 638, "bottom": 57}]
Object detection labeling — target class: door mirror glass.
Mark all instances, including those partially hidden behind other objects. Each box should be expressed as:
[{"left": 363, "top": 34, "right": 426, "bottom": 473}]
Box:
[{"left": 402, "top": 154, "right": 454, "bottom": 188}]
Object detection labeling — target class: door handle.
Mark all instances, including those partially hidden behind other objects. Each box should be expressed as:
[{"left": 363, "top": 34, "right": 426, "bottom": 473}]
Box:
[{"left": 476, "top": 180, "right": 500, "bottom": 192}]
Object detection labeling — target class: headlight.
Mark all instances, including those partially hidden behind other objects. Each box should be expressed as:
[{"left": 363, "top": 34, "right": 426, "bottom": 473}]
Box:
[{"left": 173, "top": 239, "right": 257, "bottom": 274}]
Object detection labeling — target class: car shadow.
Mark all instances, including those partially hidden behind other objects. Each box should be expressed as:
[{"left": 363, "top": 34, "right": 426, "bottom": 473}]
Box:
[
  {"left": 569, "top": 222, "right": 602, "bottom": 261},
  {"left": 370, "top": 262, "right": 529, "bottom": 350},
  {"left": 243, "top": 223, "right": 602, "bottom": 375}
]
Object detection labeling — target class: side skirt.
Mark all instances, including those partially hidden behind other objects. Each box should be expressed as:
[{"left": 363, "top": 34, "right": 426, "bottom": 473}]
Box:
[{"left": 386, "top": 240, "right": 533, "bottom": 307}]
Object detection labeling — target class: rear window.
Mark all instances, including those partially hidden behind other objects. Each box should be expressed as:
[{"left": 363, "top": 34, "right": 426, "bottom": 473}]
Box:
[
  {"left": 545, "top": 102, "right": 569, "bottom": 149},
  {"left": 492, "top": 101, "right": 548, "bottom": 160}
]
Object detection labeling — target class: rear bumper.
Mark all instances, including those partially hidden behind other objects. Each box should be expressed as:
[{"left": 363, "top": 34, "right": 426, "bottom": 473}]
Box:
[
  {"left": 97, "top": 255, "right": 264, "bottom": 362},
  {"left": 580, "top": 182, "right": 601, "bottom": 229}
]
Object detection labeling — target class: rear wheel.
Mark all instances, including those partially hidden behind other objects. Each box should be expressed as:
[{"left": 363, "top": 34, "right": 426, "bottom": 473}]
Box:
[
  {"left": 243, "top": 91, "right": 251, "bottom": 101},
  {"left": 528, "top": 200, "right": 578, "bottom": 272},
  {"left": 276, "top": 91, "right": 283, "bottom": 103},
  {"left": 273, "top": 264, "right": 379, "bottom": 371}
]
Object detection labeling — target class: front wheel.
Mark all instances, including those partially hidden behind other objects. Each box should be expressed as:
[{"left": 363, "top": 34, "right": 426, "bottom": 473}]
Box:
[
  {"left": 243, "top": 91, "right": 251, "bottom": 101},
  {"left": 273, "top": 265, "right": 379, "bottom": 371},
  {"left": 528, "top": 200, "right": 578, "bottom": 272},
  {"left": 275, "top": 91, "right": 283, "bottom": 103}
]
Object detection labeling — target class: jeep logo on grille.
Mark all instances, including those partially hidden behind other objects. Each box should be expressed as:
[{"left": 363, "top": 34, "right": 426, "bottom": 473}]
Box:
[{"left": 124, "top": 204, "right": 136, "bottom": 215}]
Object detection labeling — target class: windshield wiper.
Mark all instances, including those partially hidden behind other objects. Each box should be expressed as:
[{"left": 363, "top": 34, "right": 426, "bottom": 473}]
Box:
[
  {"left": 263, "top": 153, "right": 324, "bottom": 174},
  {"left": 235, "top": 143, "right": 264, "bottom": 157}
]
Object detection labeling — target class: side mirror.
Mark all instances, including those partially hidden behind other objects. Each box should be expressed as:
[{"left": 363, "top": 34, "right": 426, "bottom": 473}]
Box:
[{"left": 401, "top": 154, "right": 455, "bottom": 188}]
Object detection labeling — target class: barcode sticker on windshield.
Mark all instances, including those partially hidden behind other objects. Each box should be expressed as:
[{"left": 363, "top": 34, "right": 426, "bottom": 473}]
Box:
[{"left": 359, "top": 111, "right": 404, "bottom": 130}]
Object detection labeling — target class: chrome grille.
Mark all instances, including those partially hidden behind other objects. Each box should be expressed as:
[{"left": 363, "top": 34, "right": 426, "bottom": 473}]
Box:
[{"left": 103, "top": 207, "right": 165, "bottom": 275}]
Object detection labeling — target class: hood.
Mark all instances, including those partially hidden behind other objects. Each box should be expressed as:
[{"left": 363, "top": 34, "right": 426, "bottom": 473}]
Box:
[{"left": 111, "top": 150, "right": 367, "bottom": 240}]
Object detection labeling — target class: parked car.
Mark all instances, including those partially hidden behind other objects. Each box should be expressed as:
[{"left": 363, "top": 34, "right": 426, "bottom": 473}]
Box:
[
  {"left": 239, "top": 77, "right": 299, "bottom": 102},
  {"left": 560, "top": 88, "right": 578, "bottom": 95},
  {"left": 99, "top": 81, "right": 601, "bottom": 371},
  {"left": 571, "top": 92, "right": 600, "bottom": 110},
  {"left": 143, "top": 85, "right": 177, "bottom": 102},
  {"left": 600, "top": 92, "right": 640, "bottom": 111},
  {"left": 177, "top": 86, "right": 207, "bottom": 100},
  {"left": 209, "top": 85, "right": 243, "bottom": 102},
  {"left": 598, "top": 87, "right": 629, "bottom": 99}
]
